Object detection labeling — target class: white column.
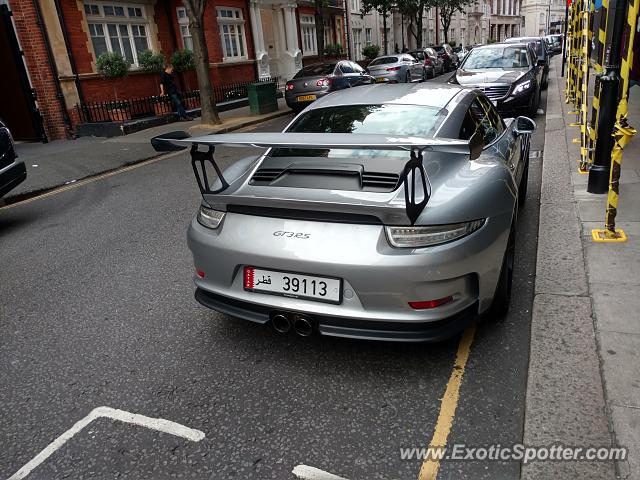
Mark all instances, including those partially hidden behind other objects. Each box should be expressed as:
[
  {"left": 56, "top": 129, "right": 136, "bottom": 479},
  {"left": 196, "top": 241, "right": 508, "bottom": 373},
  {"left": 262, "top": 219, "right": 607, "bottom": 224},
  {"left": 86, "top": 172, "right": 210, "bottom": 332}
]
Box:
[
  {"left": 249, "top": 0, "right": 271, "bottom": 78},
  {"left": 277, "top": 3, "right": 302, "bottom": 80}
]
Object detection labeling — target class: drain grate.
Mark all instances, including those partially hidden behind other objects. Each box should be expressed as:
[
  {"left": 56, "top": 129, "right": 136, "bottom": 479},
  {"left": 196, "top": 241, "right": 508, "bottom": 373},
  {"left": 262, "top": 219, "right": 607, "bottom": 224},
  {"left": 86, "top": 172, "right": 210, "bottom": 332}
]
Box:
[{"left": 529, "top": 150, "right": 542, "bottom": 159}]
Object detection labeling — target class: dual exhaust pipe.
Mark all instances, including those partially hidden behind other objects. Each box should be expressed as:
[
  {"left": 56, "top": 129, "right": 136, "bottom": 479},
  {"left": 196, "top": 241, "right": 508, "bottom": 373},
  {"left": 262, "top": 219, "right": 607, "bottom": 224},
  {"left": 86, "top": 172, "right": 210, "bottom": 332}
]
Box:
[{"left": 271, "top": 312, "right": 314, "bottom": 337}]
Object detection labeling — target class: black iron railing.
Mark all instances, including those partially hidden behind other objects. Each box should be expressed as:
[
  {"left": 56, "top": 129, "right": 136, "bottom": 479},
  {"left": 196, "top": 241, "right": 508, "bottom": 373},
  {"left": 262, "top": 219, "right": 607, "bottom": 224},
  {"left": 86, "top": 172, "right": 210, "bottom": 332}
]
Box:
[{"left": 75, "top": 77, "right": 280, "bottom": 124}]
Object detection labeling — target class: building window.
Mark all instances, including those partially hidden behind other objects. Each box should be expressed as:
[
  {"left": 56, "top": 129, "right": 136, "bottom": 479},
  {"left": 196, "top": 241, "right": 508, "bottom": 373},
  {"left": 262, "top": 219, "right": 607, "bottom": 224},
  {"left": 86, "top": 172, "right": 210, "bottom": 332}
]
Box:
[
  {"left": 301, "top": 15, "right": 317, "bottom": 56},
  {"left": 351, "top": 0, "right": 359, "bottom": 12},
  {"left": 176, "top": 7, "right": 193, "bottom": 50},
  {"left": 365, "top": 27, "right": 372, "bottom": 45},
  {"left": 324, "top": 18, "right": 333, "bottom": 46},
  {"left": 216, "top": 7, "right": 247, "bottom": 61},
  {"left": 352, "top": 28, "right": 362, "bottom": 59},
  {"left": 84, "top": 2, "right": 150, "bottom": 66}
]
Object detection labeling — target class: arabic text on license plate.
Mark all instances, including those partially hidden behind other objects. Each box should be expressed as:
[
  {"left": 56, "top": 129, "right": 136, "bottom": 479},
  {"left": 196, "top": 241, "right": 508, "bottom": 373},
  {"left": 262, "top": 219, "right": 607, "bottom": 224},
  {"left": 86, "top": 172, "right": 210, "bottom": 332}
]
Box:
[
  {"left": 491, "top": 100, "right": 497, "bottom": 106},
  {"left": 297, "top": 94, "right": 317, "bottom": 101},
  {"left": 244, "top": 267, "right": 342, "bottom": 304},
  {"left": 375, "top": 77, "right": 387, "bottom": 83}
]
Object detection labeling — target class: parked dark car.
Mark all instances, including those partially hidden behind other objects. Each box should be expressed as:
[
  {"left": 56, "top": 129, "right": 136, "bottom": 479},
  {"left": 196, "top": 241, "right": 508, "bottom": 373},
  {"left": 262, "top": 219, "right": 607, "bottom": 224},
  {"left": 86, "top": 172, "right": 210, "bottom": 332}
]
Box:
[
  {"left": 449, "top": 42, "right": 543, "bottom": 117},
  {"left": 425, "top": 47, "right": 445, "bottom": 76},
  {"left": 544, "top": 34, "right": 562, "bottom": 55},
  {"left": 0, "top": 120, "right": 26, "bottom": 198},
  {"left": 433, "top": 44, "right": 459, "bottom": 71},
  {"left": 504, "top": 36, "right": 549, "bottom": 88},
  {"left": 285, "top": 61, "right": 374, "bottom": 112}
]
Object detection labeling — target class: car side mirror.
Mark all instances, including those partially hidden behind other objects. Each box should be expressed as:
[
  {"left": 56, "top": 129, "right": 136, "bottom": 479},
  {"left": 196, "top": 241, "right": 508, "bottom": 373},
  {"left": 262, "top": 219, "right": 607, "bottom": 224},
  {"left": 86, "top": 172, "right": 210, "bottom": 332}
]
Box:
[
  {"left": 469, "top": 131, "right": 484, "bottom": 160},
  {"left": 515, "top": 116, "right": 536, "bottom": 135},
  {"left": 151, "top": 130, "right": 190, "bottom": 151}
]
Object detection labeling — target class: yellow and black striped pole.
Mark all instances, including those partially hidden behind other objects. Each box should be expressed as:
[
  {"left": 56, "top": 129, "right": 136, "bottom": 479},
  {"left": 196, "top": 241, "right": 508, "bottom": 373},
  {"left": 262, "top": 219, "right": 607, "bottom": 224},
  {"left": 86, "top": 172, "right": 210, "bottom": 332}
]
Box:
[
  {"left": 566, "top": 1, "right": 580, "bottom": 103},
  {"left": 578, "top": 0, "right": 592, "bottom": 171},
  {"left": 592, "top": 0, "right": 638, "bottom": 241}
]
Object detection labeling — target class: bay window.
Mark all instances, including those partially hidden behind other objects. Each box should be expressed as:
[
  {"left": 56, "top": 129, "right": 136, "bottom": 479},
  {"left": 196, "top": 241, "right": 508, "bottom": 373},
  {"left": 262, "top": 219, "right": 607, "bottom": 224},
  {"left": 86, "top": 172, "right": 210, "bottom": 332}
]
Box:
[{"left": 301, "top": 15, "right": 318, "bottom": 56}]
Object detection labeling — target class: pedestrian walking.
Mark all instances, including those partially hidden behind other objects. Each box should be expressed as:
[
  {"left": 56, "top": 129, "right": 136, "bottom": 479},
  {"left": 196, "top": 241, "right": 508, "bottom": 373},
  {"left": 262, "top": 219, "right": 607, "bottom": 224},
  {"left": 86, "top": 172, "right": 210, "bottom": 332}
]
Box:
[{"left": 160, "top": 64, "right": 192, "bottom": 121}]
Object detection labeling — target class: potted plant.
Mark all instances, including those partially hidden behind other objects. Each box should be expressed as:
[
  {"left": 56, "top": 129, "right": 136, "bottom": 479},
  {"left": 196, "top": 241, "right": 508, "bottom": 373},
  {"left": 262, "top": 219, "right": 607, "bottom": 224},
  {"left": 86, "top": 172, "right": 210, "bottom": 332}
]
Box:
[
  {"left": 323, "top": 44, "right": 344, "bottom": 58},
  {"left": 105, "top": 100, "right": 132, "bottom": 122},
  {"left": 96, "top": 52, "right": 130, "bottom": 122},
  {"left": 150, "top": 95, "right": 172, "bottom": 116}
]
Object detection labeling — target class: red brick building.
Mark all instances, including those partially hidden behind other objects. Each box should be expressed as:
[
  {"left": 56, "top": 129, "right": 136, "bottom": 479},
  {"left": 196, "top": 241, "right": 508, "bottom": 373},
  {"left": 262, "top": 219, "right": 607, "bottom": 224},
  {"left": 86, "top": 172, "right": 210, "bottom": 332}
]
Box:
[{"left": 0, "top": 0, "right": 347, "bottom": 141}]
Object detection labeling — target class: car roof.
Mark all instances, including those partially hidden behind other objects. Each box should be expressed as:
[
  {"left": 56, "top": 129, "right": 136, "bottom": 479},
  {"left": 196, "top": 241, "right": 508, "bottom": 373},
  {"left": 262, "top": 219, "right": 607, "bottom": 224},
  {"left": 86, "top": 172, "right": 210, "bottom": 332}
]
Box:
[
  {"left": 306, "top": 83, "right": 468, "bottom": 110},
  {"left": 471, "top": 42, "right": 530, "bottom": 49},
  {"left": 506, "top": 36, "right": 542, "bottom": 42}
]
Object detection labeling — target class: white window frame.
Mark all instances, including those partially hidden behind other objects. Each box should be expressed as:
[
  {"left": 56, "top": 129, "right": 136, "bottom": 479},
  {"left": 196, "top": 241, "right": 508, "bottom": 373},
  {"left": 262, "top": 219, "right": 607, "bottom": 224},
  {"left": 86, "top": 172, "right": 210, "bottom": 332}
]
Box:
[
  {"left": 365, "top": 27, "right": 372, "bottom": 46},
  {"left": 84, "top": 1, "right": 150, "bottom": 67},
  {"left": 352, "top": 28, "right": 362, "bottom": 60},
  {"left": 176, "top": 7, "right": 193, "bottom": 51},
  {"left": 216, "top": 7, "right": 248, "bottom": 62},
  {"left": 301, "top": 15, "right": 318, "bottom": 56}
]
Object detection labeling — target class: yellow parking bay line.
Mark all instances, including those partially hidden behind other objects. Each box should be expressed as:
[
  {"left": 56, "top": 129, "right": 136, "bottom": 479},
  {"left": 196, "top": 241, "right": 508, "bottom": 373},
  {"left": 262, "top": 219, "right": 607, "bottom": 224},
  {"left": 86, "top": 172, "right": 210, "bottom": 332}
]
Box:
[{"left": 418, "top": 323, "right": 477, "bottom": 480}]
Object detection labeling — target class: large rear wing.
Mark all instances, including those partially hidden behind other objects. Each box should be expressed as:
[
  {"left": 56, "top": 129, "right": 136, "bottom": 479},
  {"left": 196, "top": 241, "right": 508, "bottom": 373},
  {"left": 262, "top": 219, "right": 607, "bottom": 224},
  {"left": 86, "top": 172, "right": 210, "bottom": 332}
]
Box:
[{"left": 151, "top": 131, "right": 483, "bottom": 225}]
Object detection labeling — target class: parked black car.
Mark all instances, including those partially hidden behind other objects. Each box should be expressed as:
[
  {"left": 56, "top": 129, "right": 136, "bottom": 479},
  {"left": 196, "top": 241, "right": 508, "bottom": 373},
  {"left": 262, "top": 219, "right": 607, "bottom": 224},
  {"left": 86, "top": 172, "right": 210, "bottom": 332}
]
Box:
[
  {"left": 285, "top": 61, "right": 374, "bottom": 112},
  {"left": 407, "top": 48, "right": 444, "bottom": 78},
  {"left": 504, "top": 36, "right": 549, "bottom": 88},
  {"left": 449, "top": 42, "right": 543, "bottom": 117},
  {"left": 0, "top": 120, "right": 26, "bottom": 198}
]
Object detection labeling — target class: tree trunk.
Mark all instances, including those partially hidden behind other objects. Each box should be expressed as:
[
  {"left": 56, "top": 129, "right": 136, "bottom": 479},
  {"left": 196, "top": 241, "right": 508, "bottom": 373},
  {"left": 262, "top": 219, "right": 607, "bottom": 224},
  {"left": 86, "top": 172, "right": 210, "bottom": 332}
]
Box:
[
  {"left": 315, "top": 8, "right": 325, "bottom": 60},
  {"left": 415, "top": 12, "right": 423, "bottom": 48},
  {"left": 184, "top": 0, "right": 220, "bottom": 125}
]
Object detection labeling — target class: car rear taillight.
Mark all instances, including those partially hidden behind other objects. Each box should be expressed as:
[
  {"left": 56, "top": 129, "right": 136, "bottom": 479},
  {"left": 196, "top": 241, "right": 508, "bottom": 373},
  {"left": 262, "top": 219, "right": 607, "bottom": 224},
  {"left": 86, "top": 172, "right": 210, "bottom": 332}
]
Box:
[
  {"left": 316, "top": 78, "right": 331, "bottom": 87},
  {"left": 409, "top": 296, "right": 454, "bottom": 310},
  {"left": 386, "top": 66, "right": 401, "bottom": 71},
  {"left": 285, "top": 83, "right": 294, "bottom": 91},
  {"left": 424, "top": 58, "right": 432, "bottom": 65}
]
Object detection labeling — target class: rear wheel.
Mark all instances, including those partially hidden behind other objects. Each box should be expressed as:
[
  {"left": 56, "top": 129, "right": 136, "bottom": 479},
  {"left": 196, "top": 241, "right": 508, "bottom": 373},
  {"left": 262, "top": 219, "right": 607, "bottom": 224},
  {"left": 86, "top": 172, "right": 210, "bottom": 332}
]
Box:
[
  {"left": 405, "top": 71, "right": 411, "bottom": 83},
  {"left": 527, "top": 89, "right": 540, "bottom": 117},
  {"left": 487, "top": 220, "right": 516, "bottom": 319},
  {"left": 421, "top": 68, "right": 427, "bottom": 82}
]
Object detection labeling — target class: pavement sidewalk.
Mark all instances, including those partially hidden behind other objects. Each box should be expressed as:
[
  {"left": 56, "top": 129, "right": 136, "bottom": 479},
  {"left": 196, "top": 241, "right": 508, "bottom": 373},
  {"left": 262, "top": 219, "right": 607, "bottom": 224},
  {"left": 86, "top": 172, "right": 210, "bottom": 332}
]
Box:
[
  {"left": 9, "top": 98, "right": 292, "bottom": 200},
  {"left": 523, "top": 57, "right": 639, "bottom": 479}
]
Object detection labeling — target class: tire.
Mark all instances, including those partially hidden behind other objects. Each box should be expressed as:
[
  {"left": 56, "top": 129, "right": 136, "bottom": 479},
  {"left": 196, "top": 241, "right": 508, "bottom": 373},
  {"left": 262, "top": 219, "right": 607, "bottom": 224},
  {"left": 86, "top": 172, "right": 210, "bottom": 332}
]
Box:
[
  {"left": 405, "top": 71, "right": 411, "bottom": 83},
  {"left": 421, "top": 68, "right": 428, "bottom": 82},
  {"left": 487, "top": 221, "right": 516, "bottom": 319},
  {"left": 527, "top": 90, "right": 540, "bottom": 118}
]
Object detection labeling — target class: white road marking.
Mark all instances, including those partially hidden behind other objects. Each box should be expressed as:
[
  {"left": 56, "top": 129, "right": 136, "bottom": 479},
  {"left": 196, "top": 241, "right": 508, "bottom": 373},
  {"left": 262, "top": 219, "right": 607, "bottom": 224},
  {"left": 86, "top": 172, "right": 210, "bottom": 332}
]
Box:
[
  {"left": 292, "top": 465, "right": 349, "bottom": 480},
  {"left": 7, "top": 406, "right": 205, "bottom": 480}
]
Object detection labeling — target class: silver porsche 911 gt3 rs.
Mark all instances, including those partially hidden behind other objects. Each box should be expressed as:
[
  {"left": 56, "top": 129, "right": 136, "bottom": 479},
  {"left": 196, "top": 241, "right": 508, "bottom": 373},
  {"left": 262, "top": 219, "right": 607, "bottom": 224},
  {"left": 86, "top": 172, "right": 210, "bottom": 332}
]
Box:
[{"left": 152, "top": 83, "right": 535, "bottom": 342}]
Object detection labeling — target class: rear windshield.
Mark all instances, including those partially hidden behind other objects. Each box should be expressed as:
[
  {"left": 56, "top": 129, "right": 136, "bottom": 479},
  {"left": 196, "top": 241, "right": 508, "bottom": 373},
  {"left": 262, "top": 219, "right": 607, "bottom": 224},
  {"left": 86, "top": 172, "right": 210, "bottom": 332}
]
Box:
[
  {"left": 433, "top": 46, "right": 445, "bottom": 52},
  {"left": 463, "top": 46, "right": 530, "bottom": 69},
  {"left": 369, "top": 56, "right": 399, "bottom": 66},
  {"left": 272, "top": 104, "right": 444, "bottom": 158},
  {"left": 294, "top": 63, "right": 336, "bottom": 78}
]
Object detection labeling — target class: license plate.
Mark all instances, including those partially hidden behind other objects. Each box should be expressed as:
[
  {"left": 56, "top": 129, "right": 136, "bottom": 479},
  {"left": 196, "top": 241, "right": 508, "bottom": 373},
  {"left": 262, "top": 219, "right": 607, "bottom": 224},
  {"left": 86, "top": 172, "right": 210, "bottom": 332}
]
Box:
[
  {"left": 244, "top": 267, "right": 342, "bottom": 304},
  {"left": 375, "top": 77, "right": 387, "bottom": 83},
  {"left": 296, "top": 95, "right": 316, "bottom": 101}
]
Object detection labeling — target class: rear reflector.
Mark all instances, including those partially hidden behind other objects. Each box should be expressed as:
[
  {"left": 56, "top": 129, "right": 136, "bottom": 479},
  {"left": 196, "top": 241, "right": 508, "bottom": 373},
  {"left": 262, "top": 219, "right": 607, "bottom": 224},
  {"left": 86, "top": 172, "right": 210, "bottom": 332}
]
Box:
[
  {"left": 196, "top": 269, "right": 205, "bottom": 279},
  {"left": 409, "top": 296, "right": 453, "bottom": 310}
]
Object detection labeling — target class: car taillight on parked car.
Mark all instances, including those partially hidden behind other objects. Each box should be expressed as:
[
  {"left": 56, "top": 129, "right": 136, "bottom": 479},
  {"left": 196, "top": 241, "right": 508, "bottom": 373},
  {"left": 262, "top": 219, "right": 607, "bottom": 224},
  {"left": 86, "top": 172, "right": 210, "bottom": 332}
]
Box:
[
  {"left": 285, "top": 83, "right": 294, "bottom": 91},
  {"left": 386, "top": 66, "right": 401, "bottom": 71},
  {"left": 424, "top": 58, "right": 432, "bottom": 65},
  {"left": 316, "top": 78, "right": 331, "bottom": 87}
]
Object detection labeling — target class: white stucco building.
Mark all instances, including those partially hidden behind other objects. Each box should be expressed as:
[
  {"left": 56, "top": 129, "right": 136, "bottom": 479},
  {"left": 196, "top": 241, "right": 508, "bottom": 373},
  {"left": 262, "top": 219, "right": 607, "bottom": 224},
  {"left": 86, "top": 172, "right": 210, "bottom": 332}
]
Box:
[{"left": 522, "top": 0, "right": 565, "bottom": 36}]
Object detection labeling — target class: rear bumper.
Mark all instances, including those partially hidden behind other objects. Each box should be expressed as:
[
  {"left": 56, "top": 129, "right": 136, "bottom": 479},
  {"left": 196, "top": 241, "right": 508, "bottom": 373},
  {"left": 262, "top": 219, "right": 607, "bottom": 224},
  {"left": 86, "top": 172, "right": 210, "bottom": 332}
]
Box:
[
  {"left": 195, "top": 288, "right": 478, "bottom": 342},
  {"left": 496, "top": 89, "right": 537, "bottom": 115},
  {"left": 0, "top": 160, "right": 26, "bottom": 198},
  {"left": 187, "top": 210, "right": 512, "bottom": 340}
]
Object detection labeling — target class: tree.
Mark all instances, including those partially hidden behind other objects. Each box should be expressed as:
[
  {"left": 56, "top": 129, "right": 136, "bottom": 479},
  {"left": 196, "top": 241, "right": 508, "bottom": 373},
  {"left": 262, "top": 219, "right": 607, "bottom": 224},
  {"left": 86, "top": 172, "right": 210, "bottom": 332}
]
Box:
[
  {"left": 96, "top": 52, "right": 129, "bottom": 101},
  {"left": 438, "top": 0, "right": 476, "bottom": 43},
  {"left": 182, "top": 0, "right": 220, "bottom": 125},
  {"left": 361, "top": 0, "right": 395, "bottom": 55},
  {"left": 397, "top": 0, "right": 435, "bottom": 49}
]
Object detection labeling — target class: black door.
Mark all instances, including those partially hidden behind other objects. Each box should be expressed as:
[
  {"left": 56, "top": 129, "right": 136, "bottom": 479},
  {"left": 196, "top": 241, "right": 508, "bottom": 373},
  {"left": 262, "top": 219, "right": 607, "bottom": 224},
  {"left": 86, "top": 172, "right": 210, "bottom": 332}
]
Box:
[{"left": 0, "top": 4, "right": 46, "bottom": 141}]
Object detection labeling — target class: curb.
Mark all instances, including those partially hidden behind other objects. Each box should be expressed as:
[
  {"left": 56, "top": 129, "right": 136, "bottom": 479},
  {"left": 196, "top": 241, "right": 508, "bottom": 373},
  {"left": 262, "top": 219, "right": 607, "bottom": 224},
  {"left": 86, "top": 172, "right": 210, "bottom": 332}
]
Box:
[{"left": 521, "top": 62, "right": 615, "bottom": 479}]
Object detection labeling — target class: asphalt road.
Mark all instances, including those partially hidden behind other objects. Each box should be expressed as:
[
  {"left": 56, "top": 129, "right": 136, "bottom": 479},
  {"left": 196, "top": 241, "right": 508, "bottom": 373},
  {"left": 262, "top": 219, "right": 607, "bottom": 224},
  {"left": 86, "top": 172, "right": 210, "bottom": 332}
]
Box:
[{"left": 0, "top": 73, "right": 546, "bottom": 480}]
